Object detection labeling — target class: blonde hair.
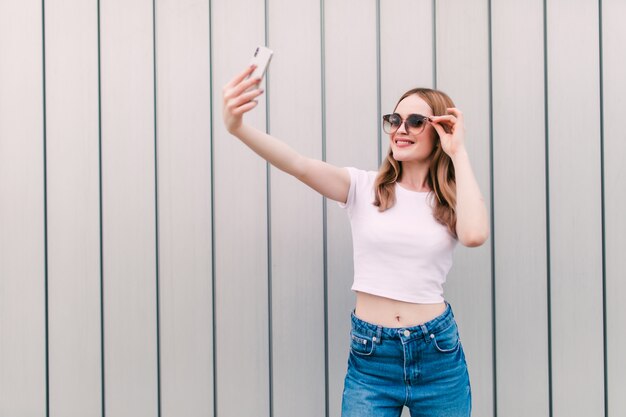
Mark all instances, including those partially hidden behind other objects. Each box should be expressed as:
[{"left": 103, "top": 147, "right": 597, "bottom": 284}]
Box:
[{"left": 373, "top": 88, "right": 457, "bottom": 237}]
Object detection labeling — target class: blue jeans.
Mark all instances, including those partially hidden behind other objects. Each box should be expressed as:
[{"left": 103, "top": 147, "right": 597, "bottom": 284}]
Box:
[{"left": 341, "top": 302, "right": 471, "bottom": 417}]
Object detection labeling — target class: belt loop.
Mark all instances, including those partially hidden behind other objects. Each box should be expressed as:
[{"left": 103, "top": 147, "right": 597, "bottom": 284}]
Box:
[
  {"left": 420, "top": 324, "right": 430, "bottom": 343},
  {"left": 375, "top": 325, "right": 383, "bottom": 343}
]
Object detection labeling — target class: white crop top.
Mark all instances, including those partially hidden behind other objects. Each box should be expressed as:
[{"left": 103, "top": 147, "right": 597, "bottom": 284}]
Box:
[{"left": 338, "top": 167, "right": 457, "bottom": 303}]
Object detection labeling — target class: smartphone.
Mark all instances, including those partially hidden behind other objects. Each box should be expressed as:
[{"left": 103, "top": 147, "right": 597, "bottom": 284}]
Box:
[{"left": 248, "top": 46, "right": 273, "bottom": 81}]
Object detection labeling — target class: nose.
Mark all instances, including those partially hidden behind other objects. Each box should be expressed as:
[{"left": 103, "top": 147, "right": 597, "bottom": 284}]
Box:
[{"left": 396, "top": 120, "right": 408, "bottom": 134}]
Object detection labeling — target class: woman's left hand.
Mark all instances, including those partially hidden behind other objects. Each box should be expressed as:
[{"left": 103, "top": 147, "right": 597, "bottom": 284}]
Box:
[{"left": 430, "top": 108, "right": 466, "bottom": 159}]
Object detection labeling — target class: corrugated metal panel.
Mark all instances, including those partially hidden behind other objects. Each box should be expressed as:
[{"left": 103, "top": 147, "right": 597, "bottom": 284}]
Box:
[
  {"left": 547, "top": 0, "right": 605, "bottom": 416},
  {"left": 100, "top": 0, "right": 159, "bottom": 414},
  {"left": 211, "top": 0, "right": 270, "bottom": 416},
  {"left": 0, "top": 1, "right": 47, "bottom": 416},
  {"left": 155, "top": 0, "right": 214, "bottom": 415},
  {"left": 492, "top": 0, "right": 550, "bottom": 415},
  {"left": 45, "top": 0, "right": 102, "bottom": 415},
  {"left": 602, "top": 0, "right": 626, "bottom": 415},
  {"left": 266, "top": 0, "right": 327, "bottom": 416}
]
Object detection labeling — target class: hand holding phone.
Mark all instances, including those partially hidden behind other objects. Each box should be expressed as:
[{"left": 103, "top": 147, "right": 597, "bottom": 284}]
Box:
[
  {"left": 222, "top": 48, "right": 273, "bottom": 133},
  {"left": 248, "top": 46, "right": 273, "bottom": 81}
]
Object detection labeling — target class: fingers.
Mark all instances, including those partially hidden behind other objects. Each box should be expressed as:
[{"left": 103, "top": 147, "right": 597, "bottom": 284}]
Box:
[
  {"left": 231, "top": 99, "right": 259, "bottom": 116},
  {"left": 224, "top": 87, "right": 264, "bottom": 116},
  {"left": 431, "top": 122, "right": 446, "bottom": 137},
  {"left": 430, "top": 113, "right": 457, "bottom": 123},
  {"left": 431, "top": 115, "right": 456, "bottom": 124},
  {"left": 225, "top": 65, "right": 255, "bottom": 89},
  {"left": 445, "top": 107, "right": 463, "bottom": 119},
  {"left": 430, "top": 108, "right": 463, "bottom": 133},
  {"left": 222, "top": 66, "right": 264, "bottom": 132},
  {"left": 223, "top": 65, "right": 263, "bottom": 109},
  {"left": 429, "top": 116, "right": 454, "bottom": 134},
  {"left": 227, "top": 87, "right": 264, "bottom": 109},
  {"left": 430, "top": 108, "right": 462, "bottom": 123},
  {"left": 224, "top": 76, "right": 262, "bottom": 103}
]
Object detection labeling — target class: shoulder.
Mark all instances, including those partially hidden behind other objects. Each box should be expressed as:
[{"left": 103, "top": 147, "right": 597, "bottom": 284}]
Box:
[
  {"left": 338, "top": 167, "right": 378, "bottom": 212},
  {"left": 344, "top": 167, "right": 378, "bottom": 187}
]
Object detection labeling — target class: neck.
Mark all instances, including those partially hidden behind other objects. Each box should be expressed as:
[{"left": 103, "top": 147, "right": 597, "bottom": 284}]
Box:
[{"left": 398, "top": 160, "right": 431, "bottom": 191}]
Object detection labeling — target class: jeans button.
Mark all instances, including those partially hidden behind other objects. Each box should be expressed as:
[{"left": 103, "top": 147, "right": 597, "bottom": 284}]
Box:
[{"left": 403, "top": 330, "right": 410, "bottom": 337}]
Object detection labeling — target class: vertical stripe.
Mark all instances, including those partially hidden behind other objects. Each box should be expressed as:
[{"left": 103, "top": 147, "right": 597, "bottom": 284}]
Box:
[
  {"left": 97, "top": 0, "right": 106, "bottom": 415},
  {"left": 41, "top": 0, "right": 50, "bottom": 415},
  {"left": 542, "top": 0, "right": 553, "bottom": 415},
  {"left": 487, "top": 0, "right": 497, "bottom": 415},
  {"left": 208, "top": 0, "right": 217, "bottom": 415},
  {"left": 375, "top": 0, "right": 381, "bottom": 163},
  {"left": 320, "top": 0, "right": 329, "bottom": 416},
  {"left": 598, "top": 1, "right": 608, "bottom": 415},
  {"left": 432, "top": 0, "right": 437, "bottom": 88},
  {"left": 264, "top": 1, "right": 274, "bottom": 416},
  {"left": 151, "top": 0, "right": 162, "bottom": 415}
]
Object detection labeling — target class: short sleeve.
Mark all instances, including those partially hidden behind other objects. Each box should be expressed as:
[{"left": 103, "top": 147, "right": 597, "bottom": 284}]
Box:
[{"left": 337, "top": 167, "right": 364, "bottom": 213}]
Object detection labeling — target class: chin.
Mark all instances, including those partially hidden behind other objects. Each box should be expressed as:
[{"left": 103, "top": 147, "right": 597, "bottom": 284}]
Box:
[
  {"left": 393, "top": 152, "right": 431, "bottom": 165},
  {"left": 392, "top": 150, "right": 420, "bottom": 162},
  {"left": 391, "top": 148, "right": 406, "bottom": 160}
]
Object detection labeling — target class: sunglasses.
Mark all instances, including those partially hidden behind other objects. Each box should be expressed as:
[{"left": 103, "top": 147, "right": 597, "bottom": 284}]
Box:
[{"left": 382, "top": 113, "right": 431, "bottom": 135}]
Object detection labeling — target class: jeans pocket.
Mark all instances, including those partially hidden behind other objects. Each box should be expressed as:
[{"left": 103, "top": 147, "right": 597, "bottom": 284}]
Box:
[
  {"left": 350, "top": 331, "right": 376, "bottom": 356},
  {"left": 431, "top": 323, "right": 461, "bottom": 353}
]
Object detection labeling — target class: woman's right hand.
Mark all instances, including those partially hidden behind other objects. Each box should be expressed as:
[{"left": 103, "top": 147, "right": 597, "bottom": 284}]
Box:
[{"left": 222, "top": 66, "right": 265, "bottom": 134}]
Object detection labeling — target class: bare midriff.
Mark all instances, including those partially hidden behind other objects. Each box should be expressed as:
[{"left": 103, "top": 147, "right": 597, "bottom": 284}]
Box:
[{"left": 355, "top": 291, "right": 446, "bottom": 328}]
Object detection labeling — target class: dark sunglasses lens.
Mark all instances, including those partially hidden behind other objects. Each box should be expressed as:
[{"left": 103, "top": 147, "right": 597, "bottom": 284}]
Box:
[{"left": 406, "top": 114, "right": 426, "bottom": 131}]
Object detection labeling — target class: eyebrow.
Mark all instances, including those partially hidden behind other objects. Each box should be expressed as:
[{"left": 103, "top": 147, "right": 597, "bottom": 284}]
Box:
[{"left": 395, "top": 112, "right": 431, "bottom": 118}]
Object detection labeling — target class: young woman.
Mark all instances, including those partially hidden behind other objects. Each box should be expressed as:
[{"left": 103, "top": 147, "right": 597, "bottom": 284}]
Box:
[{"left": 223, "top": 65, "right": 489, "bottom": 417}]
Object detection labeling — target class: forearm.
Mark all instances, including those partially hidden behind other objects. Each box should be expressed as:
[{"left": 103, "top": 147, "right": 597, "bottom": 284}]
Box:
[
  {"left": 222, "top": 67, "right": 349, "bottom": 202},
  {"left": 451, "top": 149, "right": 490, "bottom": 247},
  {"left": 230, "top": 123, "right": 305, "bottom": 177}
]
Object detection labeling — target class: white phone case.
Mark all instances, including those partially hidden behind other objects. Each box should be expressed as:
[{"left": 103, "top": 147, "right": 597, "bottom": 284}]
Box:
[{"left": 248, "top": 46, "right": 273, "bottom": 80}]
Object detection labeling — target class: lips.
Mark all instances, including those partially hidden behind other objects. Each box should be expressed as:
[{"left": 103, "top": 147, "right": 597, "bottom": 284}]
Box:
[{"left": 395, "top": 138, "right": 415, "bottom": 146}]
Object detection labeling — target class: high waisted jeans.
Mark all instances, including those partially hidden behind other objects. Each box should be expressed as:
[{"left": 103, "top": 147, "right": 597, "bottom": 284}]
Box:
[{"left": 341, "top": 302, "right": 471, "bottom": 417}]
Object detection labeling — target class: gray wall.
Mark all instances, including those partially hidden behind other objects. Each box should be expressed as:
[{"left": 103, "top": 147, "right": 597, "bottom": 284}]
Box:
[{"left": 0, "top": 0, "right": 624, "bottom": 416}]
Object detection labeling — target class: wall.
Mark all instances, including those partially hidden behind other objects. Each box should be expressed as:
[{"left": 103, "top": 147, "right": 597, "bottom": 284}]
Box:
[{"left": 0, "top": 0, "right": 624, "bottom": 416}]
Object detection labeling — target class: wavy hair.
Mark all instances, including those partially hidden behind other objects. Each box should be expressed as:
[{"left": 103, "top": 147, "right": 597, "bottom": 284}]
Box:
[{"left": 373, "top": 88, "right": 457, "bottom": 237}]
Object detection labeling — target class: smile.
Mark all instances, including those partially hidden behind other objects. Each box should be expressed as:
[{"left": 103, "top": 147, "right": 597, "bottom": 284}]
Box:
[{"left": 395, "top": 139, "right": 415, "bottom": 145}]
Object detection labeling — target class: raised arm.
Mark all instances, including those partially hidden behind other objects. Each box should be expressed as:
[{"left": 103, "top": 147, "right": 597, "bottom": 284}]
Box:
[
  {"left": 430, "top": 108, "right": 490, "bottom": 247},
  {"left": 223, "top": 66, "right": 350, "bottom": 203}
]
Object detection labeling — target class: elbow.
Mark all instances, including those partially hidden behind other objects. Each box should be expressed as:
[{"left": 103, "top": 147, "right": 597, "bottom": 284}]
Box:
[
  {"left": 291, "top": 155, "right": 310, "bottom": 180},
  {"left": 457, "top": 229, "right": 489, "bottom": 248}
]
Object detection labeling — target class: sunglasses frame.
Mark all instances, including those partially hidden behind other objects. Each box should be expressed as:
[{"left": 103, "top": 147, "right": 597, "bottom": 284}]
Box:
[{"left": 382, "top": 113, "right": 431, "bottom": 135}]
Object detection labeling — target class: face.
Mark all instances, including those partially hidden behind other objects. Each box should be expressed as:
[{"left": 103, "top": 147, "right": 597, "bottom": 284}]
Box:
[{"left": 388, "top": 94, "right": 437, "bottom": 164}]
